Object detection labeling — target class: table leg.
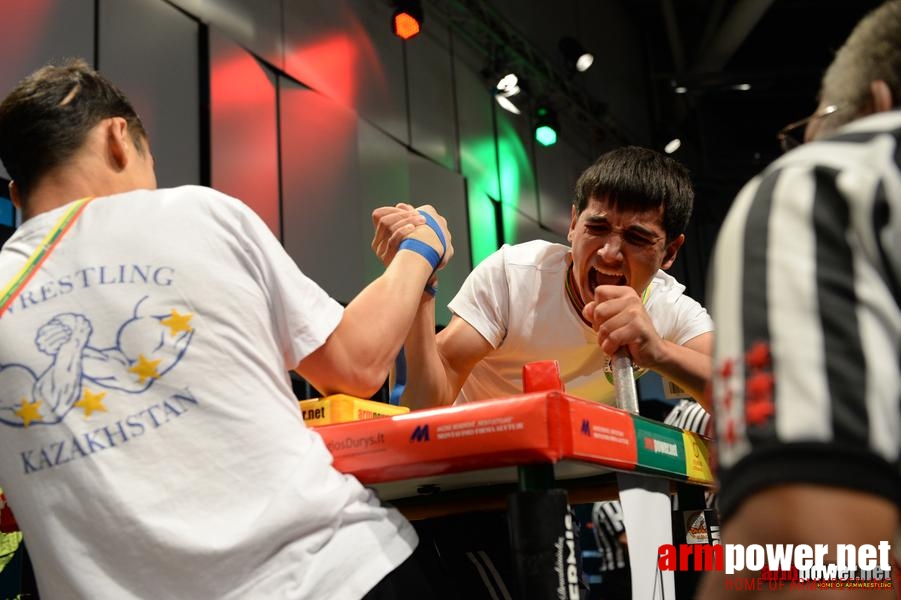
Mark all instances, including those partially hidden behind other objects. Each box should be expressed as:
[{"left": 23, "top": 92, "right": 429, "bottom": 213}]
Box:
[{"left": 509, "top": 464, "right": 587, "bottom": 599}]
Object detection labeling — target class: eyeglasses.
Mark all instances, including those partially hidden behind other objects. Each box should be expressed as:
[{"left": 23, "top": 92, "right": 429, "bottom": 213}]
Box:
[{"left": 777, "top": 105, "right": 840, "bottom": 153}]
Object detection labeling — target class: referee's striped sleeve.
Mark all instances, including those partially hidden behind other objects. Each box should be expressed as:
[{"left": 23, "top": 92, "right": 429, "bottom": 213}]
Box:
[
  {"left": 709, "top": 114, "right": 901, "bottom": 520},
  {"left": 663, "top": 399, "right": 710, "bottom": 435},
  {"left": 591, "top": 500, "right": 628, "bottom": 571}
]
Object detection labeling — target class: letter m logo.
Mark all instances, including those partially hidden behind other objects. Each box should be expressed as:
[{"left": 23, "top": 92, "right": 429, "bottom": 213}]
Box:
[
  {"left": 580, "top": 419, "right": 590, "bottom": 436},
  {"left": 410, "top": 424, "right": 430, "bottom": 442}
]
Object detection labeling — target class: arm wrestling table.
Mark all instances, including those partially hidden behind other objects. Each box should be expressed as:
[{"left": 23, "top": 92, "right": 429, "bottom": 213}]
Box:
[{"left": 314, "top": 391, "right": 714, "bottom": 599}]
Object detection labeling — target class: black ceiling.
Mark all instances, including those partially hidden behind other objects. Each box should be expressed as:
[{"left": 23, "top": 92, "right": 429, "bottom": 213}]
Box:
[
  {"left": 622, "top": 0, "right": 885, "bottom": 201},
  {"left": 470, "top": 0, "right": 885, "bottom": 210},
  {"left": 455, "top": 0, "right": 886, "bottom": 296}
]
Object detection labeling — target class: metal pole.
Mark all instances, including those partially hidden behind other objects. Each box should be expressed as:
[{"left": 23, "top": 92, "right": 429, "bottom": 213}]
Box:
[{"left": 611, "top": 349, "right": 639, "bottom": 414}]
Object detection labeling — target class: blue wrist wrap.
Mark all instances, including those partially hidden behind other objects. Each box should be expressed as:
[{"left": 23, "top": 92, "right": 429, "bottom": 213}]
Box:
[
  {"left": 397, "top": 210, "right": 447, "bottom": 273},
  {"left": 397, "top": 238, "right": 441, "bottom": 271}
]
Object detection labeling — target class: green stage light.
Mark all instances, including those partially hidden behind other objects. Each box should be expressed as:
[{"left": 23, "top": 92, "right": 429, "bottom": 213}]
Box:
[
  {"left": 534, "top": 106, "right": 558, "bottom": 147},
  {"left": 535, "top": 124, "right": 557, "bottom": 146}
]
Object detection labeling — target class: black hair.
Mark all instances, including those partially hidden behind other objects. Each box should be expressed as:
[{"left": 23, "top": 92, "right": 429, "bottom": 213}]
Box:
[
  {"left": 0, "top": 58, "right": 147, "bottom": 202},
  {"left": 573, "top": 146, "right": 694, "bottom": 241}
]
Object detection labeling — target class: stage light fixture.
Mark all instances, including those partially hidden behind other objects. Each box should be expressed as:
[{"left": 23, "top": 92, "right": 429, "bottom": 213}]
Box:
[
  {"left": 534, "top": 106, "right": 558, "bottom": 147},
  {"left": 559, "top": 37, "right": 594, "bottom": 73},
  {"left": 392, "top": 0, "right": 423, "bottom": 40},
  {"left": 495, "top": 94, "right": 521, "bottom": 115},
  {"left": 664, "top": 138, "right": 682, "bottom": 154},
  {"left": 496, "top": 73, "right": 520, "bottom": 96},
  {"left": 494, "top": 72, "right": 523, "bottom": 114}
]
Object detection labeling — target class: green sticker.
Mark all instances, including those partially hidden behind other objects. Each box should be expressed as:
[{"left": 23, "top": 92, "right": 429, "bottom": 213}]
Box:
[{"left": 633, "top": 417, "right": 687, "bottom": 477}]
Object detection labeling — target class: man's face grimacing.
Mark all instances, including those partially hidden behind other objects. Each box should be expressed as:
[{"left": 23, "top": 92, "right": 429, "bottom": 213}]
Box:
[{"left": 567, "top": 195, "right": 684, "bottom": 305}]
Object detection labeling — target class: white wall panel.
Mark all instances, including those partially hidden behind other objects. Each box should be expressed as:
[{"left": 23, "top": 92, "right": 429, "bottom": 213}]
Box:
[
  {"left": 535, "top": 138, "right": 591, "bottom": 236},
  {"left": 284, "top": 0, "right": 407, "bottom": 143},
  {"left": 280, "top": 78, "right": 363, "bottom": 303},
  {"left": 357, "top": 120, "right": 410, "bottom": 284},
  {"left": 209, "top": 30, "right": 280, "bottom": 237},
  {"left": 99, "top": 0, "right": 200, "bottom": 187},
  {"left": 453, "top": 42, "right": 501, "bottom": 265},
  {"left": 495, "top": 107, "right": 538, "bottom": 226},
  {"left": 502, "top": 204, "right": 567, "bottom": 247},
  {"left": 166, "top": 0, "right": 284, "bottom": 69},
  {"left": 0, "top": 0, "right": 94, "bottom": 180},
  {"left": 408, "top": 152, "right": 470, "bottom": 327},
  {"left": 407, "top": 20, "right": 457, "bottom": 171}
]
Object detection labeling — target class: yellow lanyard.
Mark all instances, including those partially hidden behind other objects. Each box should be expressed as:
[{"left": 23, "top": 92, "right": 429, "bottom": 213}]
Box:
[{"left": 0, "top": 197, "right": 93, "bottom": 318}]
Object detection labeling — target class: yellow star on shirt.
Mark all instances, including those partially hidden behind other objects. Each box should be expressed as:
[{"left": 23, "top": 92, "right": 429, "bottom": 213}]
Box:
[
  {"left": 14, "top": 399, "right": 43, "bottom": 428},
  {"left": 160, "top": 309, "right": 193, "bottom": 337},
  {"left": 74, "top": 388, "right": 108, "bottom": 418},
  {"left": 128, "top": 354, "right": 162, "bottom": 384}
]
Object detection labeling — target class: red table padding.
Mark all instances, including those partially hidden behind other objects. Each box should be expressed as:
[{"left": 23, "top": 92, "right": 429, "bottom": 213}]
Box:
[{"left": 315, "top": 392, "right": 643, "bottom": 484}]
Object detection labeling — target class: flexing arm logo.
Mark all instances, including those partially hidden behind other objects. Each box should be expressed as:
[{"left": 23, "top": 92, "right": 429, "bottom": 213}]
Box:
[{"left": 0, "top": 296, "right": 193, "bottom": 428}]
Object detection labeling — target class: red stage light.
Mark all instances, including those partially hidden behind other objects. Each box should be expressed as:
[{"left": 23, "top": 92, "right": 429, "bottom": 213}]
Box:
[
  {"left": 391, "top": 1, "right": 423, "bottom": 40},
  {"left": 392, "top": 11, "right": 421, "bottom": 40}
]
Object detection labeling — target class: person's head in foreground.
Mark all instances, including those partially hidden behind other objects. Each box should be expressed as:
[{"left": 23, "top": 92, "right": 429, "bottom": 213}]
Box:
[
  {"left": 801, "top": 0, "right": 901, "bottom": 144},
  {"left": 701, "top": 1, "right": 901, "bottom": 596},
  {"left": 0, "top": 58, "right": 156, "bottom": 217}
]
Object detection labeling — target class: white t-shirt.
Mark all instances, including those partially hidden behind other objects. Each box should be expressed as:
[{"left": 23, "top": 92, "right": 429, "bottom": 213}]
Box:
[
  {"left": 0, "top": 186, "right": 415, "bottom": 599},
  {"left": 448, "top": 240, "right": 713, "bottom": 404}
]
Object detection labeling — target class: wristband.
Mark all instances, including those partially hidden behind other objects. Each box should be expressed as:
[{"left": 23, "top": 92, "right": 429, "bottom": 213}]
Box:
[
  {"left": 424, "top": 284, "right": 438, "bottom": 297},
  {"left": 396, "top": 210, "right": 447, "bottom": 271},
  {"left": 398, "top": 238, "right": 441, "bottom": 271},
  {"left": 418, "top": 210, "right": 447, "bottom": 259}
]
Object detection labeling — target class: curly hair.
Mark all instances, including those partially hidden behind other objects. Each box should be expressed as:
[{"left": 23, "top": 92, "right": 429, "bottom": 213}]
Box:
[{"left": 817, "top": 0, "right": 901, "bottom": 133}]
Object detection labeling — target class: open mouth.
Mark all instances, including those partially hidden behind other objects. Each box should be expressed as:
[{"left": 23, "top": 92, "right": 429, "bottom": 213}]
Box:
[{"left": 588, "top": 266, "right": 627, "bottom": 289}]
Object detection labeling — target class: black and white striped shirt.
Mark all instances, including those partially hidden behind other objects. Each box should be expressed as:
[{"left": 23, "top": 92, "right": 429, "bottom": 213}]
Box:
[
  {"left": 664, "top": 396, "right": 711, "bottom": 436},
  {"left": 709, "top": 109, "right": 901, "bottom": 521}
]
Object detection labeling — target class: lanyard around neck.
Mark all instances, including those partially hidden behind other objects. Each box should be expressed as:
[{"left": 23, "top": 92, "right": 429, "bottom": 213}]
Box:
[{"left": 0, "top": 197, "right": 93, "bottom": 318}]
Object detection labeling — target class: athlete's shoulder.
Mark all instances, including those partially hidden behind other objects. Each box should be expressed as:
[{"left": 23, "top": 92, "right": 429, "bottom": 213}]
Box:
[
  {"left": 500, "top": 239, "right": 569, "bottom": 271},
  {"left": 158, "top": 185, "right": 245, "bottom": 207},
  {"left": 650, "top": 269, "right": 687, "bottom": 297}
]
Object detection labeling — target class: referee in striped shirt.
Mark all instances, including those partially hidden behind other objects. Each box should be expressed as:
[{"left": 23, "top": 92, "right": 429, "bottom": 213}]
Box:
[{"left": 701, "top": 1, "right": 901, "bottom": 596}]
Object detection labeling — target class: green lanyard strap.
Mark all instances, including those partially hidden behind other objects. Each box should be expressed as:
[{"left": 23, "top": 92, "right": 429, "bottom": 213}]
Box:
[{"left": 0, "top": 197, "right": 93, "bottom": 318}]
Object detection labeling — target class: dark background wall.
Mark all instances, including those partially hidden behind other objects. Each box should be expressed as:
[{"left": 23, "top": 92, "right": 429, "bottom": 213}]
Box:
[
  {"left": 0, "top": 0, "right": 885, "bottom": 310},
  {"left": 1, "top": 0, "right": 610, "bottom": 326}
]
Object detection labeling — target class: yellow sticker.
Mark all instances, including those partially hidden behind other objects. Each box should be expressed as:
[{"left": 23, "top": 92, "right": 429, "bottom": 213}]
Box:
[{"left": 682, "top": 431, "right": 714, "bottom": 484}]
